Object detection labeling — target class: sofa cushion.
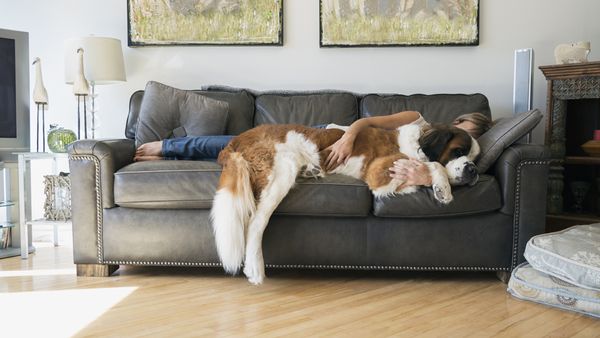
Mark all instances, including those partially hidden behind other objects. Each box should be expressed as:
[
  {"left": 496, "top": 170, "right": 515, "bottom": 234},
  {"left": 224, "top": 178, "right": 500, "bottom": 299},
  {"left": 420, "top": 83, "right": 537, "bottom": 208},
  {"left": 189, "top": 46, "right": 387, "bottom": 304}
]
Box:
[
  {"left": 476, "top": 109, "right": 543, "bottom": 173},
  {"left": 135, "top": 81, "right": 229, "bottom": 146},
  {"left": 373, "top": 174, "right": 501, "bottom": 217},
  {"left": 114, "top": 160, "right": 222, "bottom": 209},
  {"left": 360, "top": 93, "right": 491, "bottom": 124},
  {"left": 114, "top": 161, "right": 372, "bottom": 216},
  {"left": 277, "top": 175, "right": 372, "bottom": 217},
  {"left": 126, "top": 87, "right": 254, "bottom": 139},
  {"left": 254, "top": 92, "right": 358, "bottom": 126}
]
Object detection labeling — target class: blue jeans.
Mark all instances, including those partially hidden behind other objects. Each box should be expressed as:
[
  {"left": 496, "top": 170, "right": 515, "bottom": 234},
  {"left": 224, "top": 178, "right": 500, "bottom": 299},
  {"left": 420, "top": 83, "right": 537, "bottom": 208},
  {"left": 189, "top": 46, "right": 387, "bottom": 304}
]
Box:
[
  {"left": 162, "top": 136, "right": 234, "bottom": 160},
  {"left": 162, "top": 124, "right": 329, "bottom": 160}
]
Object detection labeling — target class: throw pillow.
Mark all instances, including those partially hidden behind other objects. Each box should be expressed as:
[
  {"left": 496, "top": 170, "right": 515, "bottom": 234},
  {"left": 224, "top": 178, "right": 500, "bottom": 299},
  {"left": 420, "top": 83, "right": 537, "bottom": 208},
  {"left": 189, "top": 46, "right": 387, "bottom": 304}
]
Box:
[
  {"left": 476, "top": 109, "right": 543, "bottom": 173},
  {"left": 135, "top": 81, "right": 229, "bottom": 146}
]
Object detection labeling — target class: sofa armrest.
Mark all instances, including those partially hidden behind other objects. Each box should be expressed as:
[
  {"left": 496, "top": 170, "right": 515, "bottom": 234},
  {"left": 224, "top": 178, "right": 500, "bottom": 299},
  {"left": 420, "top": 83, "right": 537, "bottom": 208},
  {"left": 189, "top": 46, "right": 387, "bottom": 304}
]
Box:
[
  {"left": 68, "top": 139, "right": 135, "bottom": 264},
  {"left": 494, "top": 143, "right": 551, "bottom": 268}
]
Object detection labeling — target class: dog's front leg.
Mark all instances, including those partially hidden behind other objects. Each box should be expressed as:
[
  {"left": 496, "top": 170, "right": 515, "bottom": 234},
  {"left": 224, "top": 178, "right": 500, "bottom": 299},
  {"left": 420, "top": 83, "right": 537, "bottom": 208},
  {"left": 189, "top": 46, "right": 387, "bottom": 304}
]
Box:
[{"left": 424, "top": 162, "right": 453, "bottom": 204}]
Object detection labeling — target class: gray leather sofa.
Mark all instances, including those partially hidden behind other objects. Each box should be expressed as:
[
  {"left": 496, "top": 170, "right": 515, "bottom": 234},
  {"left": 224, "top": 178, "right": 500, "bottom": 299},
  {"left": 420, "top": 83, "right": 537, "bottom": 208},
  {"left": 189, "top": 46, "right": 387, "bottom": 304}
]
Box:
[{"left": 68, "top": 88, "right": 550, "bottom": 280}]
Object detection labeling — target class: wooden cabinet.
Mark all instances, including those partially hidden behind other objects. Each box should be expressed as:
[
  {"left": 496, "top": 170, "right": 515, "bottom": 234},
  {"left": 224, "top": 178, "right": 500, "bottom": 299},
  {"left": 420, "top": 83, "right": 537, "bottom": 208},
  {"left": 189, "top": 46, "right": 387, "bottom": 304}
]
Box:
[{"left": 540, "top": 62, "right": 600, "bottom": 232}]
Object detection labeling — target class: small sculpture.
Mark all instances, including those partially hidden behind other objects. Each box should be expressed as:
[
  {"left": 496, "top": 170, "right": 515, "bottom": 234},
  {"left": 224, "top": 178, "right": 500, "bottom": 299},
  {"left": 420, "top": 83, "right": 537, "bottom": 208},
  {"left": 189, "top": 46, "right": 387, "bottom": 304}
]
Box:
[
  {"left": 554, "top": 41, "right": 591, "bottom": 64},
  {"left": 73, "top": 48, "right": 90, "bottom": 139},
  {"left": 32, "top": 57, "right": 49, "bottom": 152}
]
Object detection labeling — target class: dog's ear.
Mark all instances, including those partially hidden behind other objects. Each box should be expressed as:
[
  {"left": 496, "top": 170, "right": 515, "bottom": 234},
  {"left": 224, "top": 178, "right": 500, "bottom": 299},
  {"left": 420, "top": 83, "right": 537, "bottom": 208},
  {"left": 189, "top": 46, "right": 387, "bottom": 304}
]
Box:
[{"left": 419, "top": 128, "right": 454, "bottom": 162}]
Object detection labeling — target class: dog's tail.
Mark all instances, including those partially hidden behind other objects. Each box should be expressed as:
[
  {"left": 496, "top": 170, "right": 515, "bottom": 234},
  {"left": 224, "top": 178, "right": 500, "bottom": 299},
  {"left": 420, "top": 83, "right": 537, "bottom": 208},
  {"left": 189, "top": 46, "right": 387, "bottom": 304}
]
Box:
[{"left": 211, "top": 151, "right": 256, "bottom": 275}]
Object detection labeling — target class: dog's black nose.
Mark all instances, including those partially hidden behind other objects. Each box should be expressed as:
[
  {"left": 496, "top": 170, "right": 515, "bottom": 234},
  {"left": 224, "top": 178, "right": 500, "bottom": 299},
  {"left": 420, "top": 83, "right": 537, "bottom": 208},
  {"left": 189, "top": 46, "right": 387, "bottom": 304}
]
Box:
[{"left": 465, "top": 163, "right": 477, "bottom": 178}]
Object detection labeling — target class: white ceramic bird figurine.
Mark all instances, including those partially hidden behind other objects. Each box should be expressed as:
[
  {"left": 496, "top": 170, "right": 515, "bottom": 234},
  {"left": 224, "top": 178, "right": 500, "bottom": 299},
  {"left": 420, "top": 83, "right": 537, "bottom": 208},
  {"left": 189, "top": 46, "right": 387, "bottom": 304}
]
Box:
[
  {"left": 32, "top": 57, "right": 48, "bottom": 104},
  {"left": 73, "top": 47, "right": 90, "bottom": 95}
]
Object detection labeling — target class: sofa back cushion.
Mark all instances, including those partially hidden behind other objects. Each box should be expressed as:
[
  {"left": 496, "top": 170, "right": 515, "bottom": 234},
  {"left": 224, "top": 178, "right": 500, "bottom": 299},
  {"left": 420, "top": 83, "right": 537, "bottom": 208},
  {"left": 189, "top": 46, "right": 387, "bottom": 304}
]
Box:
[
  {"left": 254, "top": 92, "right": 358, "bottom": 126},
  {"left": 135, "top": 81, "right": 230, "bottom": 146},
  {"left": 360, "top": 93, "right": 491, "bottom": 124},
  {"left": 476, "top": 109, "right": 543, "bottom": 173},
  {"left": 126, "top": 87, "right": 255, "bottom": 139}
]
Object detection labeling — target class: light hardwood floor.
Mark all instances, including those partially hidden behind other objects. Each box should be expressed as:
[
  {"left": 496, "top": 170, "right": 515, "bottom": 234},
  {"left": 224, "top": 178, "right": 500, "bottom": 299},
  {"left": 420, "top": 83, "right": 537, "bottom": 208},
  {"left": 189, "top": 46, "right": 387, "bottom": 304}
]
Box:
[{"left": 1, "top": 245, "right": 599, "bottom": 337}]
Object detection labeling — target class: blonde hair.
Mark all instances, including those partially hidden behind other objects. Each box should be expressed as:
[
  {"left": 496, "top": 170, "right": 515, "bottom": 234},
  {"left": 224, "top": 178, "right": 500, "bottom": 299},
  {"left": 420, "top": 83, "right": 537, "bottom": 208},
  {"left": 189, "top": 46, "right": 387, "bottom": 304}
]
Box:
[{"left": 452, "top": 112, "right": 493, "bottom": 139}]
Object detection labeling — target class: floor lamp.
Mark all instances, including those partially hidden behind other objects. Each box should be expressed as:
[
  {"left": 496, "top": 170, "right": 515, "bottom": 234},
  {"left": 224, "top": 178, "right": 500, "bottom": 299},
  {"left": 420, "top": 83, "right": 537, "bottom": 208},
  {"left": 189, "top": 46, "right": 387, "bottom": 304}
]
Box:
[{"left": 64, "top": 37, "right": 126, "bottom": 139}]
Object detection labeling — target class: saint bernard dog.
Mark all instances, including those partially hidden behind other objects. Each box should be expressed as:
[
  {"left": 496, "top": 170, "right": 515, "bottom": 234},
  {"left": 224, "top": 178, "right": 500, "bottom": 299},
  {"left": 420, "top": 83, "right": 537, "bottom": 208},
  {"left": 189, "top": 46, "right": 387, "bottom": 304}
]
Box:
[{"left": 211, "top": 123, "right": 480, "bottom": 284}]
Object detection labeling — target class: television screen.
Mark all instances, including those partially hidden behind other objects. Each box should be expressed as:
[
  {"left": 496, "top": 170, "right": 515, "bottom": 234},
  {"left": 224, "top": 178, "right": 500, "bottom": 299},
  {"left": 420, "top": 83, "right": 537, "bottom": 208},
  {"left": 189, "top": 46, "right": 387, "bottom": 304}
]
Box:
[{"left": 0, "top": 37, "right": 17, "bottom": 138}]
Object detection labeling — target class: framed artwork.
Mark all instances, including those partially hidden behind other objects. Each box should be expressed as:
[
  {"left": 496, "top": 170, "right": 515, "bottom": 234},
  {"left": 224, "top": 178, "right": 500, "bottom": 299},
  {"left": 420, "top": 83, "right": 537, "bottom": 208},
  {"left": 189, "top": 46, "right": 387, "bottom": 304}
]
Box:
[
  {"left": 127, "top": 0, "right": 283, "bottom": 46},
  {"left": 320, "top": 0, "right": 479, "bottom": 47}
]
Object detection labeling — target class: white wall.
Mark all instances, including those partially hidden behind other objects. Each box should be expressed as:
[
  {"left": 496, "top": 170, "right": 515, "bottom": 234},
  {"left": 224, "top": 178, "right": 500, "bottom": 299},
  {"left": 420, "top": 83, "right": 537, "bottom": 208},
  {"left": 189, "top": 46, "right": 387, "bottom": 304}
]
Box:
[{"left": 1, "top": 0, "right": 600, "bottom": 143}]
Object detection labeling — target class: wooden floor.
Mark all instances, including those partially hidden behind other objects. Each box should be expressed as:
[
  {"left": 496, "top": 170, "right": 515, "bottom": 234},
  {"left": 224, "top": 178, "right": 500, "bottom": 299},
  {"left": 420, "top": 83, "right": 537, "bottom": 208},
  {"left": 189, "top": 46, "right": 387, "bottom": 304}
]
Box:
[{"left": 1, "top": 245, "right": 599, "bottom": 337}]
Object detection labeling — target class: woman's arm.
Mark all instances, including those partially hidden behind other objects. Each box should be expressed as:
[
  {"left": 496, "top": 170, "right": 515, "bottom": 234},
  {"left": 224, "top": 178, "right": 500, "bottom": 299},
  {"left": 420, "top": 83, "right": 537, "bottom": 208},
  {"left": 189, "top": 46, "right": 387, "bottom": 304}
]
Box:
[{"left": 324, "top": 110, "right": 421, "bottom": 170}]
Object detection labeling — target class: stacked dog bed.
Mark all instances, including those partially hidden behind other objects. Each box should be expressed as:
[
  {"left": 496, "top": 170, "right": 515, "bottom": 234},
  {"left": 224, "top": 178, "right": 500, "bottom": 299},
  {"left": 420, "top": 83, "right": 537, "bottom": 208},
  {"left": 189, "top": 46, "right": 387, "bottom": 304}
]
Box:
[{"left": 508, "top": 223, "right": 600, "bottom": 318}]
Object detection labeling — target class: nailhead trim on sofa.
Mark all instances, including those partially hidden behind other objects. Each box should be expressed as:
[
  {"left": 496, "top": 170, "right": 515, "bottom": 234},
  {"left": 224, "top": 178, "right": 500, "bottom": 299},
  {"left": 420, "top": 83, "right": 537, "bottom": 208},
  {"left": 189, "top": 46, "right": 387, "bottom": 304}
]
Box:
[
  {"left": 70, "top": 155, "right": 104, "bottom": 263},
  {"left": 510, "top": 160, "right": 551, "bottom": 269},
  {"left": 100, "top": 260, "right": 509, "bottom": 271}
]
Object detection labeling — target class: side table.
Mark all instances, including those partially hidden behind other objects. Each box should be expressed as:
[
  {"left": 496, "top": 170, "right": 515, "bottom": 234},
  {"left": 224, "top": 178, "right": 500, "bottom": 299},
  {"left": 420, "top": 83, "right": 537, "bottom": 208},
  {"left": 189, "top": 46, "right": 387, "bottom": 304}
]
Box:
[{"left": 14, "top": 152, "right": 69, "bottom": 259}]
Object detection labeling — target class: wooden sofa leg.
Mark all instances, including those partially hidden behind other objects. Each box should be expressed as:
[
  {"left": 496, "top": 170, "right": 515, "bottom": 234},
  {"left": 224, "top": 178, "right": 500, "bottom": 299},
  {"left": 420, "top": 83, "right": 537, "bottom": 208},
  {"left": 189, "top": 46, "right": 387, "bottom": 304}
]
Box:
[
  {"left": 77, "top": 264, "right": 119, "bottom": 277},
  {"left": 496, "top": 271, "right": 511, "bottom": 284}
]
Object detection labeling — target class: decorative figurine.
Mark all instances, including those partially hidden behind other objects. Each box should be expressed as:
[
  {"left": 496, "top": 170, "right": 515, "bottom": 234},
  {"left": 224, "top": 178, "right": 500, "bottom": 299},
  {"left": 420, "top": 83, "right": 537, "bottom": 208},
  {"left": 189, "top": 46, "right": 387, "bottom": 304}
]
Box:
[
  {"left": 73, "top": 47, "right": 90, "bottom": 139},
  {"left": 32, "top": 57, "right": 49, "bottom": 152}
]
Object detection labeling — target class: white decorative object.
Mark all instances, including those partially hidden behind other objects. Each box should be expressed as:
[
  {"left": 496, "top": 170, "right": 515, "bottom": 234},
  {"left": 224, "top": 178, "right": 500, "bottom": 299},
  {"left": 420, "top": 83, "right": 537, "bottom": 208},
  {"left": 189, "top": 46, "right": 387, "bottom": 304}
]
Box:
[
  {"left": 73, "top": 47, "right": 90, "bottom": 139},
  {"left": 32, "top": 57, "right": 49, "bottom": 152},
  {"left": 65, "top": 37, "right": 126, "bottom": 139},
  {"left": 554, "top": 41, "right": 591, "bottom": 64},
  {"left": 73, "top": 48, "right": 90, "bottom": 95},
  {"left": 32, "top": 58, "right": 48, "bottom": 104}
]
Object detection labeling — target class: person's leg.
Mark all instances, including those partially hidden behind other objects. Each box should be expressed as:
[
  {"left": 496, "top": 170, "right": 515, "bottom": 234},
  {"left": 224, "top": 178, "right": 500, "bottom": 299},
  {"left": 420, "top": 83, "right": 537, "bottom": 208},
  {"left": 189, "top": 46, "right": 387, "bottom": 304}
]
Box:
[
  {"left": 164, "top": 135, "right": 234, "bottom": 160},
  {"left": 136, "top": 135, "right": 234, "bottom": 161}
]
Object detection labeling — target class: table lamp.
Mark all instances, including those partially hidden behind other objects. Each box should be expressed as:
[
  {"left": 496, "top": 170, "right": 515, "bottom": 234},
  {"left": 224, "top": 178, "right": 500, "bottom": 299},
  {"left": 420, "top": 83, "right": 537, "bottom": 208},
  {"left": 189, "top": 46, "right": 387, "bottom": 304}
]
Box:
[{"left": 64, "top": 36, "right": 126, "bottom": 138}]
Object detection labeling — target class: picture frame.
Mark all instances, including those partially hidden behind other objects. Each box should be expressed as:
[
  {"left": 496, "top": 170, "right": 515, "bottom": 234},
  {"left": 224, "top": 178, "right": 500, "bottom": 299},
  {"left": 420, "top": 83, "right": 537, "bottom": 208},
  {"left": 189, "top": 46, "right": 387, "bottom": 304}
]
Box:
[
  {"left": 127, "top": 0, "right": 284, "bottom": 46},
  {"left": 320, "top": 0, "right": 479, "bottom": 47}
]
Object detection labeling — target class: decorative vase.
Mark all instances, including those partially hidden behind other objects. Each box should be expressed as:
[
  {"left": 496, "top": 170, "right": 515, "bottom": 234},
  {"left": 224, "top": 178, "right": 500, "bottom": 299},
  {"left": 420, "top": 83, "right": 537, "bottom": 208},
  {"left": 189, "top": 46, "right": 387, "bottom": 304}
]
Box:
[
  {"left": 581, "top": 130, "right": 600, "bottom": 157},
  {"left": 47, "top": 124, "right": 77, "bottom": 153}
]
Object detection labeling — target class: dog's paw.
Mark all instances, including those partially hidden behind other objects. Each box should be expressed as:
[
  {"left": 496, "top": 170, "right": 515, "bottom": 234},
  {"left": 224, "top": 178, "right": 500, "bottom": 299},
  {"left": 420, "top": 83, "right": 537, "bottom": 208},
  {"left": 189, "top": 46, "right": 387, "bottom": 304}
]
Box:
[
  {"left": 243, "top": 255, "right": 265, "bottom": 285},
  {"left": 432, "top": 183, "right": 453, "bottom": 204},
  {"left": 299, "top": 163, "right": 324, "bottom": 179}
]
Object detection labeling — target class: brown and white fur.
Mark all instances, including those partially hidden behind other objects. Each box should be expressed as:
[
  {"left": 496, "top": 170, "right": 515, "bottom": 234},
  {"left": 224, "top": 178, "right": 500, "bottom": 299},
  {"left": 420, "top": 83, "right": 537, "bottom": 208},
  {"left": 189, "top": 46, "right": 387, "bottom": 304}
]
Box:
[{"left": 211, "top": 123, "right": 480, "bottom": 284}]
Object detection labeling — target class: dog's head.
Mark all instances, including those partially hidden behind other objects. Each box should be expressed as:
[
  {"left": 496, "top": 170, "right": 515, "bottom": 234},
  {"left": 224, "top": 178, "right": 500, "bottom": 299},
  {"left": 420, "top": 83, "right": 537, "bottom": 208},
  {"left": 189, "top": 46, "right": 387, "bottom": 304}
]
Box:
[{"left": 419, "top": 125, "right": 480, "bottom": 186}]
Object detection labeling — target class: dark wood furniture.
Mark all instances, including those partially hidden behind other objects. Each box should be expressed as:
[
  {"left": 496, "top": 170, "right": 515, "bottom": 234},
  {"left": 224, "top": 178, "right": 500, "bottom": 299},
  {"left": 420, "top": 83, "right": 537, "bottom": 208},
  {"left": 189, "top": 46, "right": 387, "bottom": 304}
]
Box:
[{"left": 540, "top": 62, "right": 600, "bottom": 231}]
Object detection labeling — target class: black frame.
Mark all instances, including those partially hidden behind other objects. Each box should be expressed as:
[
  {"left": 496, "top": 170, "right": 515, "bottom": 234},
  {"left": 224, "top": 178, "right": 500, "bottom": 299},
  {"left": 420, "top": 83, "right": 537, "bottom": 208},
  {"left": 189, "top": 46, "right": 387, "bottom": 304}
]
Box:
[
  {"left": 319, "top": 0, "right": 479, "bottom": 48},
  {"left": 127, "top": 0, "right": 284, "bottom": 47}
]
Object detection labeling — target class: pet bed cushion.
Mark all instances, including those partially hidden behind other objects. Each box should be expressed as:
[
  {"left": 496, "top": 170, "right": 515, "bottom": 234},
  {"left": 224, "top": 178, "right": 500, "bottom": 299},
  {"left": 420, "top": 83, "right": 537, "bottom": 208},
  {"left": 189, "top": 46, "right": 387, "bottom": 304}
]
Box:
[
  {"left": 135, "top": 81, "right": 229, "bottom": 146},
  {"left": 508, "top": 263, "right": 600, "bottom": 318},
  {"left": 524, "top": 223, "right": 600, "bottom": 290},
  {"left": 476, "top": 109, "right": 542, "bottom": 173}
]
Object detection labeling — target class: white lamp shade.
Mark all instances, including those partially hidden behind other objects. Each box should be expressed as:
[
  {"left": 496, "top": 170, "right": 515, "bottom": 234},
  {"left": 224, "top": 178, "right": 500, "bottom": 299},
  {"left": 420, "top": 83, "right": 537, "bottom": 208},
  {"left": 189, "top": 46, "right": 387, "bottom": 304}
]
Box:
[{"left": 64, "top": 37, "right": 126, "bottom": 85}]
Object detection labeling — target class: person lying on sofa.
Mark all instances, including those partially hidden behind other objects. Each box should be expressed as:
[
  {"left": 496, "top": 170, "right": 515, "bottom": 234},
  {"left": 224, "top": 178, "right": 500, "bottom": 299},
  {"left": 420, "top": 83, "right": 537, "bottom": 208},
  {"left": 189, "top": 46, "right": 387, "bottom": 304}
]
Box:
[{"left": 134, "top": 111, "right": 492, "bottom": 187}]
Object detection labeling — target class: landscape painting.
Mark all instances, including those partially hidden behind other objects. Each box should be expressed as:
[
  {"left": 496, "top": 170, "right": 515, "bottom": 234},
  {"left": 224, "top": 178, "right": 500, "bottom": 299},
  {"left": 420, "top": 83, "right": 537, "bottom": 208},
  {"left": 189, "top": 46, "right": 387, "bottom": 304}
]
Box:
[
  {"left": 320, "top": 0, "right": 479, "bottom": 47},
  {"left": 128, "top": 0, "right": 283, "bottom": 46}
]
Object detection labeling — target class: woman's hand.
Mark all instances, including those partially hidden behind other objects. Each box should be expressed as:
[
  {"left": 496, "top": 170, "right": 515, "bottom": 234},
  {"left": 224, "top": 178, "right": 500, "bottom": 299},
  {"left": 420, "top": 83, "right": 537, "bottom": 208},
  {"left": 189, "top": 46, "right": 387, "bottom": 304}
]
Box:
[
  {"left": 324, "top": 133, "right": 356, "bottom": 171},
  {"left": 389, "top": 159, "right": 432, "bottom": 188}
]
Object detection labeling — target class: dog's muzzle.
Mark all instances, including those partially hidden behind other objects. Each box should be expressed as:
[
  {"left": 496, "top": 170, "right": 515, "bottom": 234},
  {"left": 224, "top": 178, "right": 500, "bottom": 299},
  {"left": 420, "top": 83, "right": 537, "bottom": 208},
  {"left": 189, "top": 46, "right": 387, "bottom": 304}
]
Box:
[{"left": 463, "top": 162, "right": 479, "bottom": 186}]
